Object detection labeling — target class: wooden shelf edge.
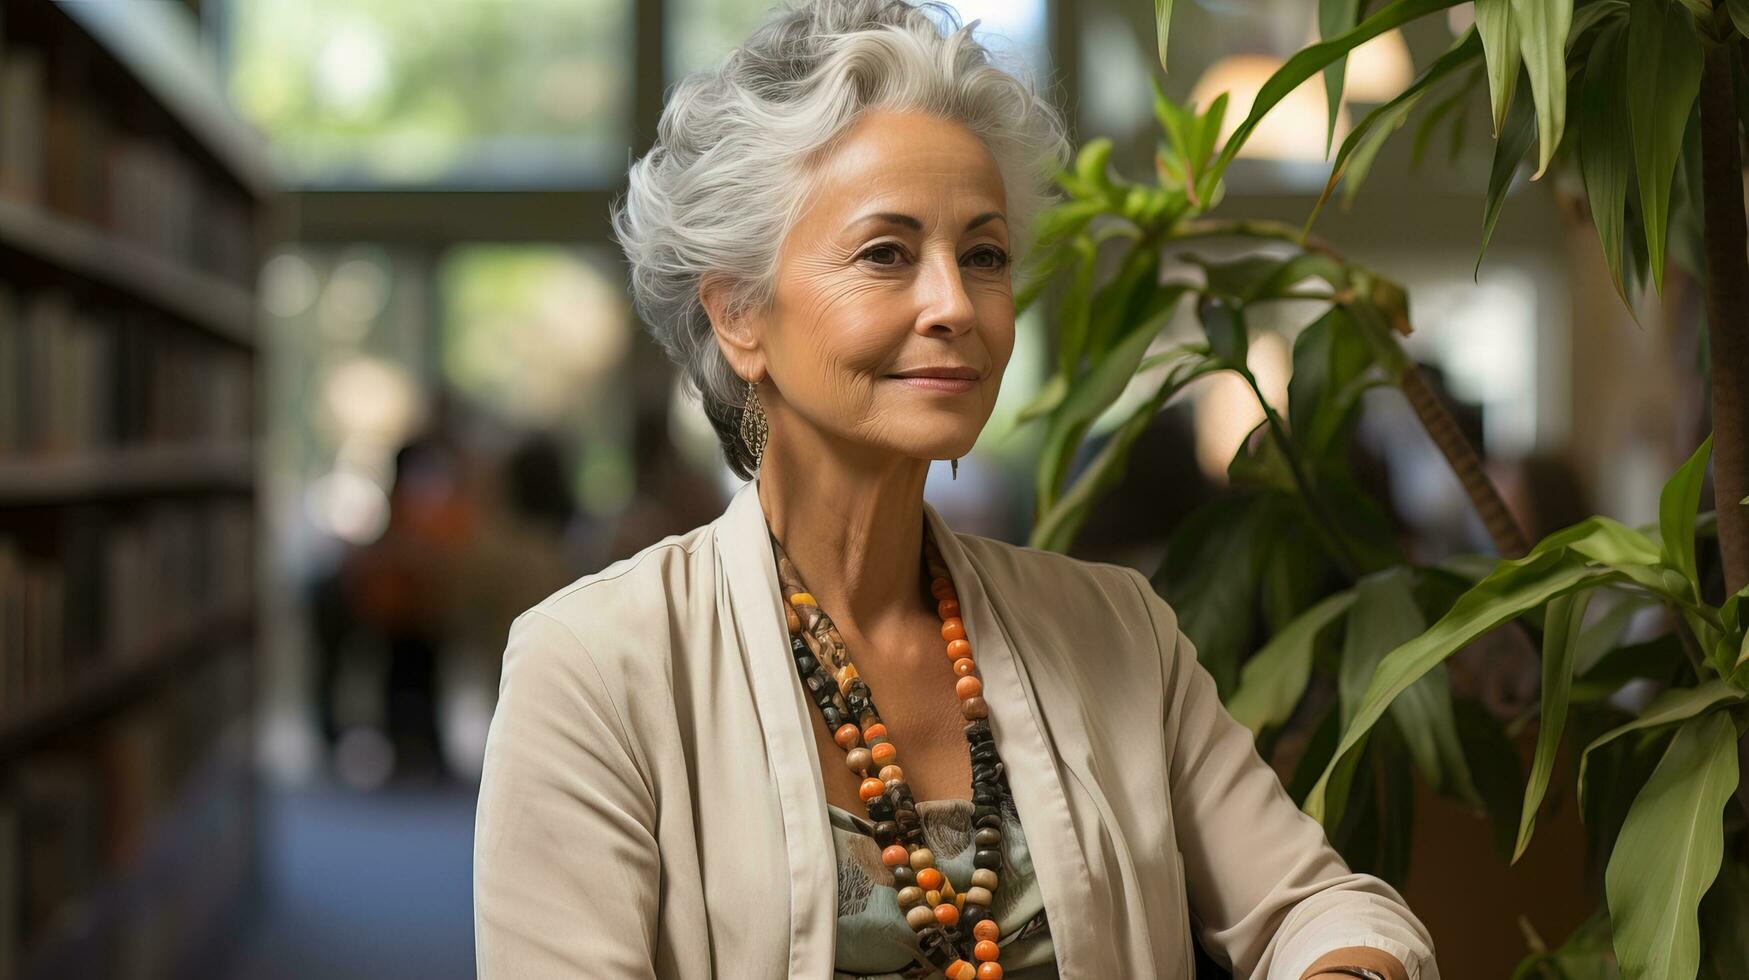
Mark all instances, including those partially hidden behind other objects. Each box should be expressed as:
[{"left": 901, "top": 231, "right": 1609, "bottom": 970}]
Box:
[
  {"left": 53, "top": 1, "right": 277, "bottom": 199},
  {"left": 0, "top": 603, "right": 256, "bottom": 756},
  {"left": 0, "top": 443, "right": 255, "bottom": 504},
  {"left": 0, "top": 198, "right": 256, "bottom": 346}
]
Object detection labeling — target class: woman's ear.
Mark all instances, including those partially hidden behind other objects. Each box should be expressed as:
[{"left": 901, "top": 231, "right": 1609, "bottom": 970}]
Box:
[{"left": 700, "top": 274, "right": 766, "bottom": 383}]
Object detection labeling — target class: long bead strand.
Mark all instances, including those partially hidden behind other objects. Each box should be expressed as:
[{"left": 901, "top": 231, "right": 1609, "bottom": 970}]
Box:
[{"left": 773, "top": 527, "right": 1011, "bottom": 980}]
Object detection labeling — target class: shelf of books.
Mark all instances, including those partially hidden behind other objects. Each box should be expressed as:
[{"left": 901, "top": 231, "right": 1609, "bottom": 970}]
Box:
[{"left": 0, "top": 0, "right": 272, "bottom": 976}]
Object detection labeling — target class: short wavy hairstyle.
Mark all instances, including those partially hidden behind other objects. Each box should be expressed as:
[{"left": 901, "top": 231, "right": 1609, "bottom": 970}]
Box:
[{"left": 609, "top": 0, "right": 1072, "bottom": 478}]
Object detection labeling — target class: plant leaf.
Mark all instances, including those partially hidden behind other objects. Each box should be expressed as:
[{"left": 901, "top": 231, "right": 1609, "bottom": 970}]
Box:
[
  {"left": 1156, "top": 496, "right": 1290, "bottom": 696},
  {"left": 1228, "top": 589, "right": 1359, "bottom": 733},
  {"left": 1660, "top": 434, "right": 1713, "bottom": 594},
  {"left": 1030, "top": 350, "right": 1218, "bottom": 552},
  {"left": 1339, "top": 570, "right": 1480, "bottom": 806},
  {"left": 1308, "top": 29, "right": 1484, "bottom": 234},
  {"left": 1729, "top": 0, "right": 1749, "bottom": 39},
  {"left": 1476, "top": 85, "right": 1539, "bottom": 279},
  {"left": 1320, "top": 0, "right": 1364, "bottom": 155},
  {"left": 1511, "top": 0, "right": 1572, "bottom": 179},
  {"left": 1476, "top": 0, "right": 1522, "bottom": 136},
  {"left": 1626, "top": 0, "right": 1704, "bottom": 295},
  {"left": 1513, "top": 587, "right": 1596, "bottom": 862},
  {"left": 1055, "top": 236, "right": 1098, "bottom": 374},
  {"left": 1210, "top": 0, "right": 1467, "bottom": 182},
  {"left": 1604, "top": 710, "right": 1739, "bottom": 980},
  {"left": 1155, "top": 0, "right": 1174, "bottom": 73},
  {"left": 1579, "top": 19, "right": 1634, "bottom": 309},
  {"left": 1577, "top": 679, "right": 1746, "bottom": 809},
  {"left": 1304, "top": 547, "right": 1615, "bottom": 824}
]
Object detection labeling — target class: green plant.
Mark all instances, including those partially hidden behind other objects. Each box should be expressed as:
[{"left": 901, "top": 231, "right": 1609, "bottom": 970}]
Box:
[{"left": 1016, "top": 1, "right": 1749, "bottom": 976}]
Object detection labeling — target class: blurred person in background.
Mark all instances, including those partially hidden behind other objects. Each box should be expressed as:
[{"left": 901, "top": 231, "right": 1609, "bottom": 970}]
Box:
[
  {"left": 472, "top": 3, "right": 1439, "bottom": 979},
  {"left": 604, "top": 404, "right": 728, "bottom": 562}
]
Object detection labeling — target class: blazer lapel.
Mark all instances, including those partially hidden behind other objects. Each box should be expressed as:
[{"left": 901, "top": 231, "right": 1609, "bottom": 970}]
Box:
[
  {"left": 714, "top": 477, "right": 838, "bottom": 977},
  {"left": 924, "top": 498, "right": 1108, "bottom": 978}
]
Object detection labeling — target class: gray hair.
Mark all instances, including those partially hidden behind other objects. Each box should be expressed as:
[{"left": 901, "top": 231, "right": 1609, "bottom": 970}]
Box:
[{"left": 609, "top": 0, "right": 1072, "bottom": 478}]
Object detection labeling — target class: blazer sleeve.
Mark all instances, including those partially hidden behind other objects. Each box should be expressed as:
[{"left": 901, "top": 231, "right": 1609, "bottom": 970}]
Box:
[
  {"left": 474, "top": 608, "right": 660, "bottom": 978},
  {"left": 1124, "top": 567, "right": 1441, "bottom": 980}
]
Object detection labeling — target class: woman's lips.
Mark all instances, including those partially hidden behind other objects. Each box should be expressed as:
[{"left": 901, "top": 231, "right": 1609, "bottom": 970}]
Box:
[{"left": 887, "top": 375, "right": 977, "bottom": 393}]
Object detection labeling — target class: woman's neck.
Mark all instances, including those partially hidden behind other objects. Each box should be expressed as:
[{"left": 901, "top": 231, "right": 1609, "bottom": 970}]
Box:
[{"left": 755, "top": 435, "right": 934, "bottom": 636}]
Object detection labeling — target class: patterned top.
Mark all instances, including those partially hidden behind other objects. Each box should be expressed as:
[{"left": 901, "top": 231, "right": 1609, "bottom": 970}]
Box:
[{"left": 827, "top": 785, "right": 1058, "bottom": 979}]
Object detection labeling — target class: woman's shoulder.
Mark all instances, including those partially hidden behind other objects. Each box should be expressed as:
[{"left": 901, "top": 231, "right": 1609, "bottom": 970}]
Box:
[
  {"left": 499, "top": 520, "right": 721, "bottom": 683},
  {"left": 950, "top": 531, "right": 1181, "bottom": 642}
]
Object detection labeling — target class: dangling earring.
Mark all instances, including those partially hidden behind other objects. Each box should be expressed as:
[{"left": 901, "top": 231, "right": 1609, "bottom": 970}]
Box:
[
  {"left": 951, "top": 457, "right": 959, "bottom": 480},
  {"left": 739, "top": 377, "right": 769, "bottom": 470}
]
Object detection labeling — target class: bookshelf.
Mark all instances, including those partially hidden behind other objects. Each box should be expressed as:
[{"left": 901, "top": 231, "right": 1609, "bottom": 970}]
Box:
[{"left": 0, "top": 0, "right": 272, "bottom": 976}]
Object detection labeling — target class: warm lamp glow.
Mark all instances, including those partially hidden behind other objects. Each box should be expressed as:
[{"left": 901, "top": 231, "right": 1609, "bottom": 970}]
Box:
[
  {"left": 1189, "top": 54, "right": 1351, "bottom": 162},
  {"left": 1338, "top": 28, "right": 1414, "bottom": 102}
]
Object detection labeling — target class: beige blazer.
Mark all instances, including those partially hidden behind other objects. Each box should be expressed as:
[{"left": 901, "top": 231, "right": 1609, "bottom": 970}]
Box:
[{"left": 474, "top": 477, "right": 1440, "bottom": 979}]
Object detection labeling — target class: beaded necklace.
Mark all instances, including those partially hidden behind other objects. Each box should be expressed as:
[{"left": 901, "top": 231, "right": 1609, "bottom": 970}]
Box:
[{"left": 772, "top": 525, "right": 1011, "bottom": 980}]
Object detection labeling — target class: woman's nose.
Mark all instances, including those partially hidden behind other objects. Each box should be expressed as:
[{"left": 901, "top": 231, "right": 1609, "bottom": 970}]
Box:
[{"left": 915, "top": 251, "right": 977, "bottom": 337}]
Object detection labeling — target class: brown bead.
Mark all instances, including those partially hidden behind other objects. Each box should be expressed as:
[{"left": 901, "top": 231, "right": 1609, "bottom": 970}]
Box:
[
  {"left": 961, "top": 696, "right": 989, "bottom": 720},
  {"left": 972, "top": 918, "right": 1000, "bottom": 942},
  {"left": 952, "top": 657, "right": 977, "bottom": 677},
  {"left": 955, "top": 675, "right": 983, "bottom": 701},
  {"left": 834, "top": 723, "right": 862, "bottom": 750},
  {"left": 934, "top": 903, "right": 960, "bottom": 926},
  {"left": 879, "top": 764, "right": 904, "bottom": 782},
  {"left": 938, "top": 598, "right": 961, "bottom": 620},
  {"left": 859, "top": 778, "right": 885, "bottom": 802},
  {"left": 946, "top": 638, "right": 972, "bottom": 660},
  {"left": 845, "top": 748, "right": 872, "bottom": 773},
  {"left": 977, "top": 962, "right": 1003, "bottom": 979},
  {"left": 940, "top": 618, "right": 966, "bottom": 642},
  {"left": 881, "top": 844, "right": 909, "bottom": 867}
]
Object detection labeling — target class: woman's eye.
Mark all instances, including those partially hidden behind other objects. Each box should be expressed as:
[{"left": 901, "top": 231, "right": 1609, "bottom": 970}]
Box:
[
  {"left": 860, "top": 244, "right": 903, "bottom": 265},
  {"left": 968, "top": 246, "right": 1010, "bottom": 269}
]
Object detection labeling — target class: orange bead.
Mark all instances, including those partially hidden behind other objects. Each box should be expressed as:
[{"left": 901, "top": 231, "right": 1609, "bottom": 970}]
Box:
[
  {"left": 953, "top": 657, "right": 977, "bottom": 677},
  {"left": 974, "top": 939, "right": 999, "bottom": 961},
  {"left": 859, "top": 778, "right": 885, "bottom": 802},
  {"left": 934, "top": 902, "right": 960, "bottom": 926},
  {"left": 972, "top": 919, "right": 1000, "bottom": 942},
  {"left": 863, "top": 723, "right": 888, "bottom": 741},
  {"left": 789, "top": 592, "right": 816, "bottom": 607},
  {"left": 955, "top": 675, "right": 983, "bottom": 701},
  {"left": 870, "top": 742, "right": 897, "bottom": 766},
  {"left": 915, "top": 867, "right": 943, "bottom": 891},
  {"left": 940, "top": 618, "right": 966, "bottom": 642},
  {"left": 946, "top": 638, "right": 972, "bottom": 660},
  {"left": 834, "top": 724, "right": 861, "bottom": 750},
  {"left": 785, "top": 607, "right": 801, "bottom": 632},
  {"left": 881, "top": 844, "right": 909, "bottom": 867},
  {"left": 938, "top": 598, "right": 961, "bottom": 619},
  {"left": 946, "top": 961, "right": 977, "bottom": 980},
  {"left": 976, "top": 962, "right": 1003, "bottom": 979}
]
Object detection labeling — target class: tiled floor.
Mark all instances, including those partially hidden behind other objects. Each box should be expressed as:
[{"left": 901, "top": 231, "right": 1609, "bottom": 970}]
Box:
[{"left": 224, "top": 782, "right": 478, "bottom": 979}]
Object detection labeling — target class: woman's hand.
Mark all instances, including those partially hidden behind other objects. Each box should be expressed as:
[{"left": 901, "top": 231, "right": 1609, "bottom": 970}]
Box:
[{"left": 1300, "top": 945, "right": 1410, "bottom": 980}]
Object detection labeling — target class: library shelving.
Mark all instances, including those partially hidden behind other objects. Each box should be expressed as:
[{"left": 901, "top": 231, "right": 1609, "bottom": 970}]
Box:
[{"left": 0, "top": 0, "right": 273, "bottom": 976}]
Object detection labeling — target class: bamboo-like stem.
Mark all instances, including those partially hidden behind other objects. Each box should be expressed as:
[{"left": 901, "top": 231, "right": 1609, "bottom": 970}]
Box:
[
  {"left": 1172, "top": 217, "right": 1532, "bottom": 558},
  {"left": 1697, "top": 40, "right": 1749, "bottom": 596}
]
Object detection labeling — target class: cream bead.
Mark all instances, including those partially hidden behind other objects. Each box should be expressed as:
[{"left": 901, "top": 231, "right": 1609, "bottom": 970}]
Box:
[
  {"left": 964, "top": 886, "right": 993, "bottom": 907},
  {"left": 909, "top": 847, "right": 935, "bottom": 871},
  {"left": 906, "top": 905, "right": 936, "bottom": 930},
  {"left": 970, "top": 868, "right": 998, "bottom": 890}
]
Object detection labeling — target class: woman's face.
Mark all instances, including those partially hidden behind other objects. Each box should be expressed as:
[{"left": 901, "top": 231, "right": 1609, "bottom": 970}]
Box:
[{"left": 710, "top": 109, "right": 1014, "bottom": 468}]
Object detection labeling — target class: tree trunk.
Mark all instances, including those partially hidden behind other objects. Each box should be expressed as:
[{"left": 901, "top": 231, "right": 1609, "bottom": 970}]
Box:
[{"left": 1699, "top": 40, "right": 1749, "bottom": 595}]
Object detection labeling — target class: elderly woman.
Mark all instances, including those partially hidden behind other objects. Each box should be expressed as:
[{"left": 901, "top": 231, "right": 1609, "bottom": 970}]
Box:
[{"left": 473, "top": 2, "right": 1439, "bottom": 978}]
